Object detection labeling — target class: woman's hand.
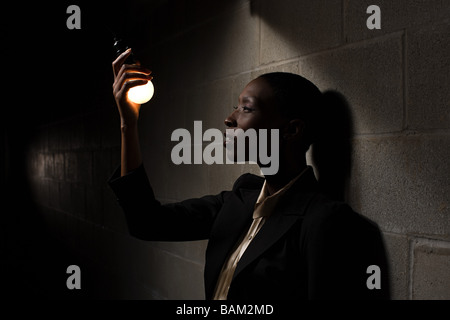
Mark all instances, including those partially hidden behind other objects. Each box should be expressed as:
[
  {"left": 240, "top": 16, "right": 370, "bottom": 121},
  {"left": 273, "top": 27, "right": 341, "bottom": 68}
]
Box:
[
  {"left": 112, "top": 49, "right": 153, "bottom": 127},
  {"left": 112, "top": 49, "right": 151, "bottom": 175}
]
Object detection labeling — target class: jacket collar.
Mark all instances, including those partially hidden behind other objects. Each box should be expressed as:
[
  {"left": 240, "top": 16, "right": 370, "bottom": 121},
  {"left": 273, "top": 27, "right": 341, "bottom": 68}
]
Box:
[
  {"left": 232, "top": 166, "right": 319, "bottom": 280},
  {"left": 205, "top": 167, "right": 318, "bottom": 298}
]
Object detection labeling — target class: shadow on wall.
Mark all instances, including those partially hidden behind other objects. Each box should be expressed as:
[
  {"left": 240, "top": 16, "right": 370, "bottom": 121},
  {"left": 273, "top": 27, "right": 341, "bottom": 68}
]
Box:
[
  {"left": 312, "top": 90, "right": 353, "bottom": 202},
  {"left": 310, "top": 90, "right": 391, "bottom": 299}
]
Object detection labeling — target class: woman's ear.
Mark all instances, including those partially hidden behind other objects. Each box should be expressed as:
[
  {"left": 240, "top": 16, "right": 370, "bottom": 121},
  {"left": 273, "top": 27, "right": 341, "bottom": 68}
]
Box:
[{"left": 282, "top": 119, "right": 304, "bottom": 140}]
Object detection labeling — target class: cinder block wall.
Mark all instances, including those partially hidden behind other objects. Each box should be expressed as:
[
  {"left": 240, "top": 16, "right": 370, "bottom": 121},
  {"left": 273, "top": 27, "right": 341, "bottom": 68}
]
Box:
[{"left": 25, "top": 0, "right": 449, "bottom": 299}]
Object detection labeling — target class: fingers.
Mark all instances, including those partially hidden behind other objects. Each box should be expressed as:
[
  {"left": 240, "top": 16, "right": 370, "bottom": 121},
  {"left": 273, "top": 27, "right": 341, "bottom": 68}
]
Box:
[
  {"left": 117, "top": 63, "right": 152, "bottom": 78},
  {"left": 118, "top": 79, "right": 149, "bottom": 97},
  {"left": 113, "top": 68, "right": 153, "bottom": 95},
  {"left": 112, "top": 49, "right": 154, "bottom": 108},
  {"left": 114, "top": 63, "right": 152, "bottom": 91},
  {"left": 112, "top": 49, "right": 152, "bottom": 77},
  {"left": 112, "top": 48, "right": 132, "bottom": 77}
]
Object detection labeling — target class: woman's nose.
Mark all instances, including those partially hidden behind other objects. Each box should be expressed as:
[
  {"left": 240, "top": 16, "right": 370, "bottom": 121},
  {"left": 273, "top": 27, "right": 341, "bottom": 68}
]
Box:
[{"left": 224, "top": 113, "right": 237, "bottom": 128}]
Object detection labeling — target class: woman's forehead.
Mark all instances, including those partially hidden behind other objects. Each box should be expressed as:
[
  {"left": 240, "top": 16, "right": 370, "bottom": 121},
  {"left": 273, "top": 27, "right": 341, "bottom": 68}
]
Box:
[{"left": 239, "top": 78, "right": 274, "bottom": 104}]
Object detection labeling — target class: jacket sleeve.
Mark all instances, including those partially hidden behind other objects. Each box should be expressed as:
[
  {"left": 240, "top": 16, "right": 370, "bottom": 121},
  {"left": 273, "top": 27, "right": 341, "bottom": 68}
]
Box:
[{"left": 108, "top": 165, "right": 226, "bottom": 241}]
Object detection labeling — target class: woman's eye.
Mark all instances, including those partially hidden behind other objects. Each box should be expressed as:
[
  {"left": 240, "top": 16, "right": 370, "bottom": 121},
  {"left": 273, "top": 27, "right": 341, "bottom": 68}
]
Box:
[{"left": 233, "top": 105, "right": 254, "bottom": 112}]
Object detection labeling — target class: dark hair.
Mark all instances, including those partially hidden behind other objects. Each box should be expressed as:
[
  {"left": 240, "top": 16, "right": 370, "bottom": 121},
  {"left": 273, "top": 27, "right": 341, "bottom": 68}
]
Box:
[{"left": 258, "top": 72, "right": 323, "bottom": 151}]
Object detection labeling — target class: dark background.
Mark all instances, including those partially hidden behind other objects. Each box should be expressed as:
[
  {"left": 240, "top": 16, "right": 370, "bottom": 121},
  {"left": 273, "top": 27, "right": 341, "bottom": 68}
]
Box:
[{"left": 1, "top": 0, "right": 158, "bottom": 299}]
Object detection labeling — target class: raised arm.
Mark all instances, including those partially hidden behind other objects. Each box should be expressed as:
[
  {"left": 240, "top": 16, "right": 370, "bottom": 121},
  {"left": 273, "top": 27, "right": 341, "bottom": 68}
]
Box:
[
  {"left": 112, "top": 48, "right": 152, "bottom": 176},
  {"left": 109, "top": 50, "right": 225, "bottom": 241}
]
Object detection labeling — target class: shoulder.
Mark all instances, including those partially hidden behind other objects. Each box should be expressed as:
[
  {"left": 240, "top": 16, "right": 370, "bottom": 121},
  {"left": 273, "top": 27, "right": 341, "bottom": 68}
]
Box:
[{"left": 232, "top": 173, "right": 265, "bottom": 192}]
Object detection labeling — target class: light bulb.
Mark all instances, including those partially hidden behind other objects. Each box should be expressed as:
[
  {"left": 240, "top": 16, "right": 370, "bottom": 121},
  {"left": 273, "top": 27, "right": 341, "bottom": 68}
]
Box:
[{"left": 127, "top": 80, "right": 154, "bottom": 104}]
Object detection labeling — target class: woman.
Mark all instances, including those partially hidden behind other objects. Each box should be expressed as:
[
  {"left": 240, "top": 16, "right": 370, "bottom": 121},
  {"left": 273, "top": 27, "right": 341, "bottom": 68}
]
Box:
[{"left": 109, "top": 49, "right": 389, "bottom": 300}]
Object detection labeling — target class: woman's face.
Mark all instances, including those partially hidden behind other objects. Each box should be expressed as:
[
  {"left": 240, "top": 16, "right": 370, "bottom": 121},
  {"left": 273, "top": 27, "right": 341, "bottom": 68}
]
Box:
[
  {"left": 224, "top": 77, "right": 285, "bottom": 132},
  {"left": 224, "top": 77, "right": 286, "bottom": 164}
]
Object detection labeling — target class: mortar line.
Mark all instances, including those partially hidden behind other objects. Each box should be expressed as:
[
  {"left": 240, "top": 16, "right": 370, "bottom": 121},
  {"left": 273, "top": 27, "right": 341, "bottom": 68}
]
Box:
[
  {"left": 151, "top": 244, "right": 206, "bottom": 268},
  {"left": 402, "top": 29, "right": 408, "bottom": 131},
  {"left": 352, "top": 128, "right": 450, "bottom": 139},
  {"left": 199, "top": 30, "right": 405, "bottom": 86}
]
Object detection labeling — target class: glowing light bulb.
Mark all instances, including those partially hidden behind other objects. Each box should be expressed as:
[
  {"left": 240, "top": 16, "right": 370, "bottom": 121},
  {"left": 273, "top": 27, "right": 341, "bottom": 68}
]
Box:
[{"left": 127, "top": 80, "right": 154, "bottom": 104}]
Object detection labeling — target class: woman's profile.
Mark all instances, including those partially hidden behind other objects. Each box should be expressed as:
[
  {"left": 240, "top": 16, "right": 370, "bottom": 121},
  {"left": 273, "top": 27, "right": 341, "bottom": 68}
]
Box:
[{"left": 109, "top": 49, "right": 389, "bottom": 300}]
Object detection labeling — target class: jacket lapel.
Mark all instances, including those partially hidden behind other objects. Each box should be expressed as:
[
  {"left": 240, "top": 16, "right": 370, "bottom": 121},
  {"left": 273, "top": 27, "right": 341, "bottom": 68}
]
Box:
[
  {"left": 204, "top": 187, "right": 260, "bottom": 298},
  {"left": 232, "top": 168, "right": 319, "bottom": 280}
]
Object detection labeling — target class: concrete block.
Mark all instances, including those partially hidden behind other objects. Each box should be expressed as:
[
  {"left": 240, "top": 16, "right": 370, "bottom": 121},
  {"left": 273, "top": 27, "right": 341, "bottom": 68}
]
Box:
[
  {"left": 187, "top": 77, "right": 234, "bottom": 131},
  {"left": 299, "top": 34, "right": 403, "bottom": 134},
  {"left": 251, "top": 61, "right": 299, "bottom": 79},
  {"left": 407, "top": 20, "right": 450, "bottom": 129},
  {"left": 166, "top": 160, "right": 209, "bottom": 200},
  {"left": 70, "top": 182, "right": 86, "bottom": 219},
  {"left": 165, "top": 258, "right": 205, "bottom": 300},
  {"left": 143, "top": 148, "right": 171, "bottom": 201},
  {"left": 140, "top": 99, "right": 176, "bottom": 201},
  {"left": 65, "top": 213, "right": 80, "bottom": 253},
  {"left": 100, "top": 111, "right": 121, "bottom": 149},
  {"left": 102, "top": 186, "right": 128, "bottom": 234},
  {"left": 206, "top": 162, "right": 247, "bottom": 195},
  {"left": 142, "top": 2, "right": 257, "bottom": 87},
  {"left": 136, "top": 243, "right": 205, "bottom": 299},
  {"left": 64, "top": 151, "right": 78, "bottom": 182},
  {"left": 25, "top": 151, "right": 37, "bottom": 179},
  {"left": 53, "top": 152, "right": 65, "bottom": 181},
  {"left": 35, "top": 153, "right": 46, "bottom": 178},
  {"left": 69, "top": 120, "right": 84, "bottom": 151},
  {"left": 151, "top": 240, "right": 208, "bottom": 266},
  {"left": 88, "top": 232, "right": 145, "bottom": 297},
  {"left": 139, "top": 75, "right": 186, "bottom": 196},
  {"left": 146, "top": 34, "right": 205, "bottom": 94},
  {"left": 199, "top": 2, "right": 260, "bottom": 80},
  {"left": 92, "top": 150, "right": 110, "bottom": 187},
  {"left": 107, "top": 277, "right": 156, "bottom": 299},
  {"left": 63, "top": 151, "right": 92, "bottom": 183},
  {"left": 348, "top": 133, "right": 450, "bottom": 238},
  {"left": 85, "top": 185, "right": 104, "bottom": 226},
  {"left": 91, "top": 225, "right": 116, "bottom": 270},
  {"left": 177, "top": 0, "right": 246, "bottom": 33},
  {"left": 48, "top": 210, "right": 65, "bottom": 243},
  {"left": 54, "top": 123, "right": 71, "bottom": 153},
  {"left": 345, "top": 0, "right": 450, "bottom": 42},
  {"left": 28, "top": 128, "right": 48, "bottom": 154},
  {"left": 77, "top": 151, "right": 93, "bottom": 184},
  {"left": 58, "top": 181, "right": 72, "bottom": 214},
  {"left": 412, "top": 238, "right": 450, "bottom": 299},
  {"left": 106, "top": 231, "right": 137, "bottom": 278},
  {"left": 78, "top": 220, "right": 94, "bottom": 260},
  {"left": 43, "top": 153, "right": 54, "bottom": 179},
  {"left": 259, "top": 0, "right": 342, "bottom": 64},
  {"left": 383, "top": 232, "right": 409, "bottom": 299},
  {"left": 33, "top": 178, "right": 48, "bottom": 207},
  {"left": 39, "top": 206, "right": 56, "bottom": 234},
  {"left": 47, "top": 125, "right": 61, "bottom": 152},
  {"left": 231, "top": 72, "right": 254, "bottom": 106},
  {"left": 82, "top": 112, "right": 103, "bottom": 150},
  {"left": 47, "top": 180, "right": 60, "bottom": 211}
]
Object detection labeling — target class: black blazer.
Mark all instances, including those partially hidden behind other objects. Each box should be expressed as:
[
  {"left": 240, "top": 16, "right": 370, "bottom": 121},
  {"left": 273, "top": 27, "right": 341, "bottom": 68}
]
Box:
[{"left": 108, "top": 165, "right": 389, "bottom": 300}]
